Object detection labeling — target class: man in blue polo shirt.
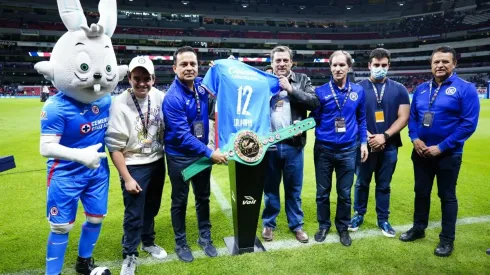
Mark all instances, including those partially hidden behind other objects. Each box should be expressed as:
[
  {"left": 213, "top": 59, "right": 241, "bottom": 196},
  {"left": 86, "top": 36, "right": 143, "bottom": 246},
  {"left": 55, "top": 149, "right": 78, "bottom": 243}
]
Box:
[
  {"left": 163, "top": 46, "right": 227, "bottom": 263},
  {"left": 400, "top": 46, "right": 480, "bottom": 257},
  {"left": 349, "top": 48, "right": 410, "bottom": 238}
]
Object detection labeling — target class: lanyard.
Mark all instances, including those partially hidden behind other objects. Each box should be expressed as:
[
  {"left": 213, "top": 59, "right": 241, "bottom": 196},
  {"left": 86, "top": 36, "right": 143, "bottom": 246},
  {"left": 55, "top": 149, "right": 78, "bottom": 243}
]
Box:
[
  {"left": 193, "top": 88, "right": 201, "bottom": 117},
  {"left": 428, "top": 81, "right": 442, "bottom": 110},
  {"left": 370, "top": 81, "right": 386, "bottom": 108},
  {"left": 130, "top": 89, "right": 151, "bottom": 137},
  {"left": 329, "top": 81, "right": 351, "bottom": 116}
]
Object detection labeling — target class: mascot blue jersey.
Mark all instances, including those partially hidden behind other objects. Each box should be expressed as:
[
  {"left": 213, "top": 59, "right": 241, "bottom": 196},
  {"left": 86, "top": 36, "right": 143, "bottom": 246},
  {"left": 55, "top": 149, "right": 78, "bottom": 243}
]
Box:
[
  {"left": 40, "top": 92, "right": 111, "bottom": 180},
  {"left": 202, "top": 59, "right": 280, "bottom": 150}
]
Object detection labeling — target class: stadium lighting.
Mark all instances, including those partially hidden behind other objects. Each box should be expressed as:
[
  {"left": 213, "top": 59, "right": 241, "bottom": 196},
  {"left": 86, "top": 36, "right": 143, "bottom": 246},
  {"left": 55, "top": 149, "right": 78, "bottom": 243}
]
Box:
[
  {"left": 299, "top": 5, "right": 305, "bottom": 10},
  {"left": 242, "top": 3, "right": 249, "bottom": 8},
  {"left": 398, "top": 1, "right": 405, "bottom": 6},
  {"left": 182, "top": 0, "right": 189, "bottom": 5},
  {"left": 345, "top": 5, "right": 352, "bottom": 10}
]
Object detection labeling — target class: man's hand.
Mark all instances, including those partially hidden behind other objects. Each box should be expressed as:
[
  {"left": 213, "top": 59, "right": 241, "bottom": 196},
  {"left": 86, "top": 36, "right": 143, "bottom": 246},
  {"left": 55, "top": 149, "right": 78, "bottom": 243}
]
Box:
[
  {"left": 413, "top": 139, "right": 428, "bottom": 158},
  {"left": 209, "top": 60, "right": 216, "bottom": 68},
  {"left": 368, "top": 134, "right": 386, "bottom": 149},
  {"left": 278, "top": 76, "right": 293, "bottom": 93},
  {"left": 424, "top": 145, "right": 442, "bottom": 158},
  {"left": 360, "top": 144, "right": 369, "bottom": 163},
  {"left": 124, "top": 177, "right": 142, "bottom": 194},
  {"left": 211, "top": 148, "right": 228, "bottom": 164}
]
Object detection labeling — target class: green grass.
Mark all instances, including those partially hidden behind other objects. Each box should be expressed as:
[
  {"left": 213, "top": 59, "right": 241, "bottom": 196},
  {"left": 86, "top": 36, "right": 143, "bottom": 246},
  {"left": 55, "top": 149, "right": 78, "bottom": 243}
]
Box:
[{"left": 0, "top": 98, "right": 489, "bottom": 274}]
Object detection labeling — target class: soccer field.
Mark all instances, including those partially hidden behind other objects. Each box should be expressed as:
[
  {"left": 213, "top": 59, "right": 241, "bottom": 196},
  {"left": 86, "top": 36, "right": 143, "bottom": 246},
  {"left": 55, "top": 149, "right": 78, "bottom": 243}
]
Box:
[{"left": 0, "top": 98, "right": 489, "bottom": 274}]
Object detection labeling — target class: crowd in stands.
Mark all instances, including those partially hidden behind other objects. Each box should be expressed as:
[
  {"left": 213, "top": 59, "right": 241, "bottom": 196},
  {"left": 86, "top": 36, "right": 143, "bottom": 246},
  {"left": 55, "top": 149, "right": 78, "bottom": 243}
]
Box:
[{"left": 400, "top": 12, "right": 466, "bottom": 37}]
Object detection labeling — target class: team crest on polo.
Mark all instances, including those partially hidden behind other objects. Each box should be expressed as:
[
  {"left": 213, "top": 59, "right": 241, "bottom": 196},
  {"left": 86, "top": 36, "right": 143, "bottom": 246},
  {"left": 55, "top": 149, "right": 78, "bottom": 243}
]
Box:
[
  {"left": 198, "top": 86, "right": 205, "bottom": 95},
  {"left": 445, "top": 87, "right": 456, "bottom": 95},
  {"left": 92, "top": 105, "right": 100, "bottom": 114},
  {"left": 349, "top": 92, "right": 358, "bottom": 101}
]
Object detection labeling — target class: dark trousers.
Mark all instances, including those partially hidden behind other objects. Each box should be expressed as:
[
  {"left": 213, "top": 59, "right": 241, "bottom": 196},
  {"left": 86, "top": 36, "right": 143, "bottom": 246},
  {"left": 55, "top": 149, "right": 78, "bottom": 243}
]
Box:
[
  {"left": 314, "top": 142, "right": 357, "bottom": 232},
  {"left": 354, "top": 148, "right": 398, "bottom": 222},
  {"left": 411, "top": 150, "right": 462, "bottom": 242},
  {"left": 121, "top": 157, "right": 165, "bottom": 258},
  {"left": 166, "top": 153, "right": 212, "bottom": 246}
]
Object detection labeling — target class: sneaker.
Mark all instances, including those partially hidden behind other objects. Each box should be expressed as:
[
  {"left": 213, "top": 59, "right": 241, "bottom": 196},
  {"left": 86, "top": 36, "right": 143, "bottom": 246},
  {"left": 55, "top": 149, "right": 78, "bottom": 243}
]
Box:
[
  {"left": 120, "top": 255, "right": 137, "bottom": 275},
  {"left": 348, "top": 213, "right": 364, "bottom": 232},
  {"left": 75, "top": 256, "right": 97, "bottom": 275},
  {"left": 175, "top": 244, "right": 194, "bottom": 263},
  {"left": 378, "top": 221, "right": 396, "bottom": 238},
  {"left": 198, "top": 238, "right": 218, "bottom": 257},
  {"left": 142, "top": 244, "right": 168, "bottom": 259}
]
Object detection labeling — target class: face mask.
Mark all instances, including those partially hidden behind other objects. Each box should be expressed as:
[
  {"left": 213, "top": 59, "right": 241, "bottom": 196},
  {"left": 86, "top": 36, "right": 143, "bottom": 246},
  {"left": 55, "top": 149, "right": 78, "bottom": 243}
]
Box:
[{"left": 371, "top": 66, "right": 388, "bottom": 80}]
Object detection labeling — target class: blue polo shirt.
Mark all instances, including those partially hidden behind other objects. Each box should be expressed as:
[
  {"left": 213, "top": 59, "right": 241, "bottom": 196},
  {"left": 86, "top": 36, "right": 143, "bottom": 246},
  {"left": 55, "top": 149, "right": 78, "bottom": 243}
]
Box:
[
  {"left": 358, "top": 78, "right": 410, "bottom": 150},
  {"left": 311, "top": 81, "right": 367, "bottom": 150},
  {"left": 408, "top": 73, "right": 480, "bottom": 154}
]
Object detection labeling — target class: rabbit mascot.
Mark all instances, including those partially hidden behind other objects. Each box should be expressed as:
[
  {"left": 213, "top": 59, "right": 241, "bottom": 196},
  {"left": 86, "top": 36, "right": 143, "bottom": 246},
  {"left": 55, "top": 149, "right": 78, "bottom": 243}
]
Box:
[{"left": 35, "top": 0, "right": 127, "bottom": 274}]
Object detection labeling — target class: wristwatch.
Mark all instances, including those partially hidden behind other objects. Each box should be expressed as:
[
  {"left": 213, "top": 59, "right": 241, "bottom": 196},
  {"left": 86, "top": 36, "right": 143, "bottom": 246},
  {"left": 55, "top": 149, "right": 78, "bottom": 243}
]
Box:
[{"left": 383, "top": 132, "right": 390, "bottom": 142}]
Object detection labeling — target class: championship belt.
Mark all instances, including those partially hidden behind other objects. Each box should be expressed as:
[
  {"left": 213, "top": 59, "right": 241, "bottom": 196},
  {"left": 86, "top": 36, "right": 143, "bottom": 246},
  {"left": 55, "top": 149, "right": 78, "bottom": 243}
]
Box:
[{"left": 182, "top": 117, "right": 316, "bottom": 181}]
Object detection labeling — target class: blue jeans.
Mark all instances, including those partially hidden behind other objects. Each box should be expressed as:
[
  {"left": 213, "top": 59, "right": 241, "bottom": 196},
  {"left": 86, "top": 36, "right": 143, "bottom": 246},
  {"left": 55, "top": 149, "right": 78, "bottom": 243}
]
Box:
[
  {"left": 262, "top": 143, "right": 305, "bottom": 231},
  {"left": 314, "top": 142, "right": 356, "bottom": 231},
  {"left": 166, "top": 154, "right": 212, "bottom": 246},
  {"left": 354, "top": 147, "right": 398, "bottom": 223}
]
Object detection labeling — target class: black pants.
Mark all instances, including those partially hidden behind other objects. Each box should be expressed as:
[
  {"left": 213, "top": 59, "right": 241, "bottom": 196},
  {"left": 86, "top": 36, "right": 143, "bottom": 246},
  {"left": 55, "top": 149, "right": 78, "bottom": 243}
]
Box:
[
  {"left": 166, "top": 153, "right": 212, "bottom": 246},
  {"left": 121, "top": 157, "right": 165, "bottom": 258},
  {"left": 411, "top": 150, "right": 462, "bottom": 242}
]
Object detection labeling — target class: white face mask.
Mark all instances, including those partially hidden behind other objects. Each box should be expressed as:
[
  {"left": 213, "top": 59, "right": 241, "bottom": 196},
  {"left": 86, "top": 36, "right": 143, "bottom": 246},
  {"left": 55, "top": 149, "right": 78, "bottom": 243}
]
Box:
[{"left": 371, "top": 66, "right": 388, "bottom": 80}]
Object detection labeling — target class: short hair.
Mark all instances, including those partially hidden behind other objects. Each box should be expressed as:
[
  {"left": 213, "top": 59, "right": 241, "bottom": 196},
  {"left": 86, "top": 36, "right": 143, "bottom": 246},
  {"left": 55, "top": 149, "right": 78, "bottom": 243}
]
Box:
[
  {"left": 173, "top": 46, "right": 197, "bottom": 64},
  {"left": 271, "top": 45, "right": 293, "bottom": 61},
  {"left": 264, "top": 65, "right": 273, "bottom": 71},
  {"left": 369, "top": 48, "right": 391, "bottom": 63},
  {"left": 431, "top": 46, "right": 457, "bottom": 63},
  {"left": 329, "top": 50, "right": 353, "bottom": 67}
]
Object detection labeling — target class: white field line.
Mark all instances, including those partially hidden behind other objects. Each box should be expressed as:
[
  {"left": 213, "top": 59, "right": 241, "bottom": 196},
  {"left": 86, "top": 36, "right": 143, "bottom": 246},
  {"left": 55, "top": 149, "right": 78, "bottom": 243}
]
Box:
[{"left": 210, "top": 175, "right": 232, "bottom": 218}]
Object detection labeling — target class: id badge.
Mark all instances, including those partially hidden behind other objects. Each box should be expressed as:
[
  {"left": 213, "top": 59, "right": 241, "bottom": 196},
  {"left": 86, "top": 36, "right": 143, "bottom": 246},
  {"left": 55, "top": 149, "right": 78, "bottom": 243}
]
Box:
[
  {"left": 194, "top": 120, "right": 204, "bottom": 138},
  {"left": 335, "top": 117, "right": 346, "bottom": 133},
  {"left": 423, "top": 112, "right": 434, "bottom": 128},
  {"left": 141, "top": 139, "right": 152, "bottom": 154},
  {"left": 275, "top": 100, "right": 284, "bottom": 112},
  {"left": 375, "top": 110, "right": 385, "bottom": 123}
]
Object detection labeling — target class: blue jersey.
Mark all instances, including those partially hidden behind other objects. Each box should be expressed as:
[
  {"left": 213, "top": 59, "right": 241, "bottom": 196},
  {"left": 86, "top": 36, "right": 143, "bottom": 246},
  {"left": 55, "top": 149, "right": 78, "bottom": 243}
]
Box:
[
  {"left": 41, "top": 93, "right": 111, "bottom": 180},
  {"left": 202, "top": 59, "right": 280, "bottom": 150},
  {"left": 408, "top": 73, "right": 479, "bottom": 153}
]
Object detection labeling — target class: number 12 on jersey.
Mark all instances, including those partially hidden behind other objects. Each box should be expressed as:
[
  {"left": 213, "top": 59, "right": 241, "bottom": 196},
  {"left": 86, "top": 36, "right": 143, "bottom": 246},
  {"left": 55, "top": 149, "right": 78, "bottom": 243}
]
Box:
[{"left": 237, "top": 85, "right": 253, "bottom": 116}]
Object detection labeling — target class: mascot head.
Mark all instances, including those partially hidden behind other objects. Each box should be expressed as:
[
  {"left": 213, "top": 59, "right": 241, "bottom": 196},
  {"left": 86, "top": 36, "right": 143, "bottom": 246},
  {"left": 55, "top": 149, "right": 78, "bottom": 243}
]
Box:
[{"left": 34, "top": 0, "right": 128, "bottom": 103}]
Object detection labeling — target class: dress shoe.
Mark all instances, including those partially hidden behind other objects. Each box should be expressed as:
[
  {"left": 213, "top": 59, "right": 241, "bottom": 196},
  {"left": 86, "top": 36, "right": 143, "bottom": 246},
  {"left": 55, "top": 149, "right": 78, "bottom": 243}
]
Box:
[
  {"left": 399, "top": 227, "right": 425, "bottom": 242},
  {"left": 262, "top": 227, "right": 273, "bottom": 241},
  {"left": 339, "top": 230, "right": 352, "bottom": 247},
  {"left": 295, "top": 229, "right": 309, "bottom": 243},
  {"left": 314, "top": 229, "right": 329, "bottom": 242},
  {"left": 434, "top": 241, "right": 454, "bottom": 257}
]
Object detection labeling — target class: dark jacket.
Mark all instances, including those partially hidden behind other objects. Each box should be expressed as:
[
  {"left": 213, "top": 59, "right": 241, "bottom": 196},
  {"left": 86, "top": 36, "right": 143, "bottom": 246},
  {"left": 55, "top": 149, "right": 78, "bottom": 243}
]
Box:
[{"left": 286, "top": 71, "right": 320, "bottom": 147}]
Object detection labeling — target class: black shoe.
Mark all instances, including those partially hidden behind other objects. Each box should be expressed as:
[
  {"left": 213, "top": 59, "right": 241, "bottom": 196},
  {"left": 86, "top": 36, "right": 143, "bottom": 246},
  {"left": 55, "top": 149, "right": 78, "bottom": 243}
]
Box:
[
  {"left": 198, "top": 238, "right": 218, "bottom": 257},
  {"left": 487, "top": 248, "right": 490, "bottom": 255},
  {"left": 339, "top": 230, "right": 352, "bottom": 247},
  {"left": 75, "top": 256, "right": 97, "bottom": 275},
  {"left": 434, "top": 241, "right": 454, "bottom": 257},
  {"left": 314, "top": 229, "right": 329, "bottom": 242},
  {"left": 175, "top": 244, "right": 194, "bottom": 263},
  {"left": 399, "top": 227, "right": 425, "bottom": 242}
]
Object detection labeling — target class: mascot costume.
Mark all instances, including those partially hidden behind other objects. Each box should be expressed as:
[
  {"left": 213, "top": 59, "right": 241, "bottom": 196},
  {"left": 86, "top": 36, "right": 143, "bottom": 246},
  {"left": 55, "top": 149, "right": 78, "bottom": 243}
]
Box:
[{"left": 35, "top": 0, "right": 127, "bottom": 274}]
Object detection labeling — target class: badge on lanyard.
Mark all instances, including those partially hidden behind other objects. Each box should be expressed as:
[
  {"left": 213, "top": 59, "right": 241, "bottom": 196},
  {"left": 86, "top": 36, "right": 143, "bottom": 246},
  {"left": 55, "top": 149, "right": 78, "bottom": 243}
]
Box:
[
  {"left": 275, "top": 100, "right": 284, "bottom": 112},
  {"left": 423, "top": 112, "right": 434, "bottom": 128},
  {"left": 194, "top": 120, "right": 204, "bottom": 138},
  {"left": 141, "top": 139, "right": 152, "bottom": 154},
  {"left": 335, "top": 117, "right": 346, "bottom": 133},
  {"left": 375, "top": 110, "right": 385, "bottom": 123}
]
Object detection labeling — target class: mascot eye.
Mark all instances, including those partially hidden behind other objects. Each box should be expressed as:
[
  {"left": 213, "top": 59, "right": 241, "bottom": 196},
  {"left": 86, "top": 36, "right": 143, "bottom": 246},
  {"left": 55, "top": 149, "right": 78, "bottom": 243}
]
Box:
[
  {"left": 106, "top": 65, "right": 112, "bottom": 73},
  {"left": 80, "top": 63, "right": 89, "bottom": 72}
]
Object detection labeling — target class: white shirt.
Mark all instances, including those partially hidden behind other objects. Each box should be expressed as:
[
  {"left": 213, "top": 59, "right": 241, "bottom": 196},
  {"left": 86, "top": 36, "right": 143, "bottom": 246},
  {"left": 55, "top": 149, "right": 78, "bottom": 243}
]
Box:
[{"left": 105, "top": 87, "right": 165, "bottom": 165}]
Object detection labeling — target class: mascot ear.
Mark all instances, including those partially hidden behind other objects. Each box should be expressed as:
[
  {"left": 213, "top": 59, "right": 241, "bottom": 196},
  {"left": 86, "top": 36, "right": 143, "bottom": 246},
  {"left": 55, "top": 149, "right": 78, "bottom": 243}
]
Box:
[
  {"left": 118, "top": 65, "right": 129, "bottom": 82},
  {"left": 34, "top": 61, "right": 55, "bottom": 82},
  {"left": 57, "top": 0, "right": 88, "bottom": 31},
  {"left": 97, "top": 0, "right": 118, "bottom": 37}
]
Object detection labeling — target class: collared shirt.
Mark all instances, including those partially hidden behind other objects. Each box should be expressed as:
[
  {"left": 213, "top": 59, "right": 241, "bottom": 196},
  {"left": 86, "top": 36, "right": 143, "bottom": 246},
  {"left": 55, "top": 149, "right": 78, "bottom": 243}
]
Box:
[
  {"left": 270, "top": 71, "right": 294, "bottom": 132},
  {"left": 408, "top": 73, "right": 480, "bottom": 153},
  {"left": 163, "top": 76, "right": 213, "bottom": 158},
  {"left": 359, "top": 78, "right": 410, "bottom": 150},
  {"left": 311, "top": 80, "right": 367, "bottom": 150}
]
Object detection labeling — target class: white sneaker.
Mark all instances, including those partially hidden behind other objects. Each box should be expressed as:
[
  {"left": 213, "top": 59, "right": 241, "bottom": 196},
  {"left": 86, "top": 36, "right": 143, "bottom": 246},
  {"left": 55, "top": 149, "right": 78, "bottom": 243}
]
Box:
[
  {"left": 142, "top": 244, "right": 168, "bottom": 259},
  {"left": 120, "top": 255, "right": 137, "bottom": 275}
]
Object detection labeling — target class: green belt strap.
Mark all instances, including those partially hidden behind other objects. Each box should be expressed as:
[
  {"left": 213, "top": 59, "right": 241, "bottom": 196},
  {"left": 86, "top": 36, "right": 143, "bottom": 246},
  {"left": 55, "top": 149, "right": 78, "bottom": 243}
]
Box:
[{"left": 182, "top": 117, "right": 316, "bottom": 181}]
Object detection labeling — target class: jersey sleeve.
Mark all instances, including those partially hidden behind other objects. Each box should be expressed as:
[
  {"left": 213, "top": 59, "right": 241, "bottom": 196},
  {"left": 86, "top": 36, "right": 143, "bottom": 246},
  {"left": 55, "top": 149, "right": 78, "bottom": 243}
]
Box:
[
  {"left": 202, "top": 65, "right": 220, "bottom": 97},
  {"left": 40, "top": 98, "right": 65, "bottom": 136}
]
